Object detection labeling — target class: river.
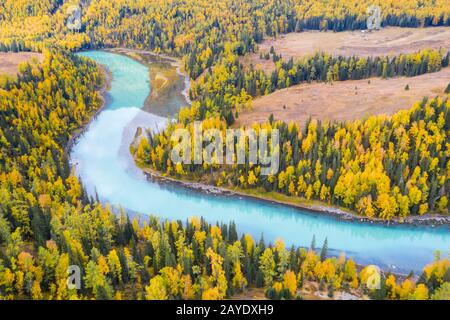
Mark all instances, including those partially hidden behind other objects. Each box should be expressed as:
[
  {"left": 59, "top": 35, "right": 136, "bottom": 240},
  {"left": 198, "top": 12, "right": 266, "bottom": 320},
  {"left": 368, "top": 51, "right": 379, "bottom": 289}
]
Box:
[{"left": 70, "top": 50, "right": 450, "bottom": 273}]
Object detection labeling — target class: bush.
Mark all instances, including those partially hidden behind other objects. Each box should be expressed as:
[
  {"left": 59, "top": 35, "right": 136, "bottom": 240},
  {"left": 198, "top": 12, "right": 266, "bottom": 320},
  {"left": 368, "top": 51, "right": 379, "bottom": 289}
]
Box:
[{"left": 265, "top": 287, "right": 277, "bottom": 299}]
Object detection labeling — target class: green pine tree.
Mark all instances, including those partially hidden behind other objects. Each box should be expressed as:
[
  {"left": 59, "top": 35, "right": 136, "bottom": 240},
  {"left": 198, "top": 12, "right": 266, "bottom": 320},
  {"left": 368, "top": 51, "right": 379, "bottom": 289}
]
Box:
[
  {"left": 310, "top": 235, "right": 316, "bottom": 251},
  {"left": 320, "top": 237, "right": 328, "bottom": 261}
]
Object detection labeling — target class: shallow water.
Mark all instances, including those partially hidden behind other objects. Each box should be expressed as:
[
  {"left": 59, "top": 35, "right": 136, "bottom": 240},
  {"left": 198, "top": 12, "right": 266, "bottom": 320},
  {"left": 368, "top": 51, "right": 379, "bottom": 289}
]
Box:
[{"left": 71, "top": 51, "right": 450, "bottom": 273}]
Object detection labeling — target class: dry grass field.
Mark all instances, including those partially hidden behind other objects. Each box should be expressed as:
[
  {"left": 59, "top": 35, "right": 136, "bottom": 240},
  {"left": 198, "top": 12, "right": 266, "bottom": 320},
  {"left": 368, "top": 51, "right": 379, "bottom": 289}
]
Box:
[
  {"left": 241, "top": 27, "right": 450, "bottom": 73},
  {"left": 0, "top": 52, "right": 43, "bottom": 77},
  {"left": 236, "top": 68, "right": 450, "bottom": 128}
]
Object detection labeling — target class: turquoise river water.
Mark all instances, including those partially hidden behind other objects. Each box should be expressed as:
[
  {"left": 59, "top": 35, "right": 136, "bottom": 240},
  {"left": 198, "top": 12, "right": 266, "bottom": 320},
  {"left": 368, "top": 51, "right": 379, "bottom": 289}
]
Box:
[{"left": 70, "top": 51, "right": 450, "bottom": 273}]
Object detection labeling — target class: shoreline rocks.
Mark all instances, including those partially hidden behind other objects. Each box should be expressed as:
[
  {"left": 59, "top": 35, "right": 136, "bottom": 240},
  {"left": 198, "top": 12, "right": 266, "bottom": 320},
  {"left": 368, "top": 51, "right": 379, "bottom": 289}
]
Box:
[{"left": 142, "top": 169, "right": 450, "bottom": 227}]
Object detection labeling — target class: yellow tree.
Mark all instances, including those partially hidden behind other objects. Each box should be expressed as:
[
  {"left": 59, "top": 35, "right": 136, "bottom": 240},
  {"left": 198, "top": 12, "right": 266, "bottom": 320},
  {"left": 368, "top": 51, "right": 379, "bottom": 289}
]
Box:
[
  {"left": 107, "top": 249, "right": 122, "bottom": 284},
  {"left": 206, "top": 248, "right": 228, "bottom": 299},
  {"left": 145, "top": 275, "right": 168, "bottom": 300},
  {"left": 283, "top": 270, "right": 297, "bottom": 298}
]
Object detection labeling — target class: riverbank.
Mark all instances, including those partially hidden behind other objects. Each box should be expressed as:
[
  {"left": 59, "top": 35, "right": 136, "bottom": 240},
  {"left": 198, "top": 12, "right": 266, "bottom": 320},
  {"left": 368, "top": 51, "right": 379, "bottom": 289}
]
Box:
[
  {"left": 65, "top": 64, "right": 112, "bottom": 154},
  {"left": 139, "top": 165, "right": 450, "bottom": 227}
]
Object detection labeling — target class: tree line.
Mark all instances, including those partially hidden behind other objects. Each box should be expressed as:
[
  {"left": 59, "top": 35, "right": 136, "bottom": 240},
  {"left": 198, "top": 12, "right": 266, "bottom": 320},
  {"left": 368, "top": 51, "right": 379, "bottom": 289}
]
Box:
[
  {"left": 3, "top": 1, "right": 450, "bottom": 127},
  {"left": 1, "top": 0, "right": 450, "bottom": 79}
]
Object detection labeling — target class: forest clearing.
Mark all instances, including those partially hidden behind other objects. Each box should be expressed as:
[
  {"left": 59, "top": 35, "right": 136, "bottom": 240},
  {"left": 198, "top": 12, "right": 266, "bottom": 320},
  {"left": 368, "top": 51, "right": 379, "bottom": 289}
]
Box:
[
  {"left": 242, "top": 27, "right": 450, "bottom": 73},
  {"left": 0, "top": 52, "right": 43, "bottom": 77},
  {"left": 236, "top": 67, "right": 450, "bottom": 127}
]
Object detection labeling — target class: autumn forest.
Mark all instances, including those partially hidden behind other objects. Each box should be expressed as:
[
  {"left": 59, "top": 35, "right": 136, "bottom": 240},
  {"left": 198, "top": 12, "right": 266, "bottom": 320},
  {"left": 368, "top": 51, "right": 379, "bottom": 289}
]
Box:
[{"left": 0, "top": 0, "right": 449, "bottom": 302}]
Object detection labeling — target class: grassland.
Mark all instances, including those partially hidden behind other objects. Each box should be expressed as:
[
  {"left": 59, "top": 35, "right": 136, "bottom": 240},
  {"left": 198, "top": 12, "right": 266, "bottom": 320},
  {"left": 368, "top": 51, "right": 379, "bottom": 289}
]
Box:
[
  {"left": 241, "top": 27, "right": 450, "bottom": 73},
  {"left": 0, "top": 52, "right": 43, "bottom": 77},
  {"left": 236, "top": 68, "right": 450, "bottom": 128}
]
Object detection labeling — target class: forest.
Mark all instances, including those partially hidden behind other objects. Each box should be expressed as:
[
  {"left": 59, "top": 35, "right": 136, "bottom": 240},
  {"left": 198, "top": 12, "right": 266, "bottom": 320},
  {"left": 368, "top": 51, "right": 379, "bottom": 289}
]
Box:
[
  {"left": 2, "top": 0, "right": 450, "bottom": 126},
  {"left": 0, "top": 0, "right": 449, "bottom": 300},
  {"left": 2, "top": 208, "right": 450, "bottom": 300},
  {"left": 1, "top": 0, "right": 450, "bottom": 77},
  {"left": 187, "top": 48, "right": 450, "bottom": 125},
  {"left": 0, "top": 48, "right": 447, "bottom": 300},
  {"left": 136, "top": 97, "right": 449, "bottom": 220}
]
